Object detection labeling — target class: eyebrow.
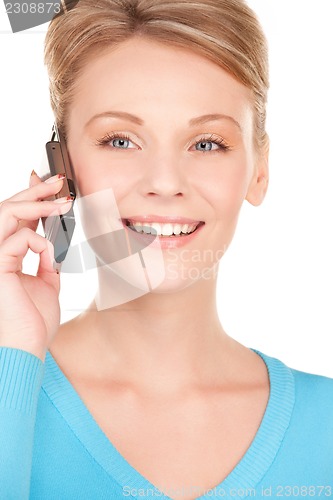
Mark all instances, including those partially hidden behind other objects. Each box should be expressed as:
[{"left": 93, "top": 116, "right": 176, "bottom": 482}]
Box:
[
  {"left": 84, "top": 111, "right": 242, "bottom": 131},
  {"left": 189, "top": 113, "right": 241, "bottom": 130}
]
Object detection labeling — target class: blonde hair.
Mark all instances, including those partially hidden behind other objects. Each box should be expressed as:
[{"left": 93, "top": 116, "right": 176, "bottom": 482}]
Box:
[{"left": 44, "top": 0, "right": 269, "bottom": 151}]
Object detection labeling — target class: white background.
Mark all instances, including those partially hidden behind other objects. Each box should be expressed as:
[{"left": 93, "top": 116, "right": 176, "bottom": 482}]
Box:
[{"left": 0, "top": 1, "right": 332, "bottom": 377}]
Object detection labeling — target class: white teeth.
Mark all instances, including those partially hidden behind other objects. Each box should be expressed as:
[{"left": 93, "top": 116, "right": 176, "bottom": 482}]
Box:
[
  {"left": 151, "top": 223, "right": 160, "bottom": 235},
  {"left": 127, "top": 220, "right": 200, "bottom": 236},
  {"left": 162, "top": 223, "right": 173, "bottom": 236},
  {"left": 173, "top": 224, "right": 182, "bottom": 235}
]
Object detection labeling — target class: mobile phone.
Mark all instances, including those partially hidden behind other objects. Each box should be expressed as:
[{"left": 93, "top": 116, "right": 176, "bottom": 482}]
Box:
[{"left": 41, "top": 123, "right": 76, "bottom": 271}]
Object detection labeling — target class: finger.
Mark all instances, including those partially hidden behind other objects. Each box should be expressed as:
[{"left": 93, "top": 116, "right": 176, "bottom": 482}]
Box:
[
  {"left": 0, "top": 227, "right": 53, "bottom": 274},
  {"left": 19, "top": 171, "right": 44, "bottom": 234},
  {"left": 22, "top": 172, "right": 67, "bottom": 239},
  {"left": 18, "top": 171, "right": 61, "bottom": 235},
  {"left": 37, "top": 238, "right": 60, "bottom": 293},
  {"left": 11, "top": 173, "right": 67, "bottom": 203},
  {"left": 0, "top": 198, "right": 73, "bottom": 245},
  {"left": 29, "top": 170, "right": 42, "bottom": 188},
  {"left": 13, "top": 171, "right": 44, "bottom": 272}
]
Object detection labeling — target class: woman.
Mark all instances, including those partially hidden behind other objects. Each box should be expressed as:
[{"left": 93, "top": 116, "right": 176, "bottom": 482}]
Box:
[{"left": 0, "top": 1, "right": 332, "bottom": 499}]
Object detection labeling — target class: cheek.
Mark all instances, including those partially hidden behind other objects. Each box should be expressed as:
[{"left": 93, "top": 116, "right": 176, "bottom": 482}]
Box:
[
  {"left": 204, "top": 160, "right": 250, "bottom": 219},
  {"left": 71, "top": 149, "right": 123, "bottom": 198},
  {"left": 70, "top": 147, "right": 93, "bottom": 196}
]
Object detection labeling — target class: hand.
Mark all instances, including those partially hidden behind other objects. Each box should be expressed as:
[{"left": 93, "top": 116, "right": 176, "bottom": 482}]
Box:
[{"left": 0, "top": 171, "right": 73, "bottom": 362}]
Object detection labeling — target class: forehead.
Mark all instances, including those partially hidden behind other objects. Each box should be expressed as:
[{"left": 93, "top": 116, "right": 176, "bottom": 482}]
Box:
[{"left": 69, "top": 37, "right": 253, "bottom": 133}]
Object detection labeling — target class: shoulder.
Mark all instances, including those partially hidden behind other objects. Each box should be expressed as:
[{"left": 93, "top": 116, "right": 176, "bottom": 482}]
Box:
[
  {"left": 258, "top": 350, "right": 333, "bottom": 450},
  {"left": 290, "top": 366, "right": 333, "bottom": 413},
  {"left": 254, "top": 348, "right": 333, "bottom": 417},
  {"left": 284, "top": 367, "right": 333, "bottom": 456}
]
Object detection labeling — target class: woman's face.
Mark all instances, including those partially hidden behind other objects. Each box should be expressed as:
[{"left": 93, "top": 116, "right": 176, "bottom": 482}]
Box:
[{"left": 66, "top": 37, "right": 268, "bottom": 292}]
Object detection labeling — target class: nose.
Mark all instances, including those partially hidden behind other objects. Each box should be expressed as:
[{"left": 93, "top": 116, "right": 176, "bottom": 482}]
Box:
[{"left": 138, "top": 151, "right": 188, "bottom": 198}]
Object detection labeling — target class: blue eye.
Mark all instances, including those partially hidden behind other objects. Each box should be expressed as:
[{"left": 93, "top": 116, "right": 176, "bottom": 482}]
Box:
[
  {"left": 96, "top": 133, "right": 136, "bottom": 149},
  {"left": 195, "top": 141, "right": 215, "bottom": 152},
  {"left": 96, "top": 132, "right": 230, "bottom": 153},
  {"left": 194, "top": 135, "right": 230, "bottom": 153},
  {"left": 112, "top": 138, "right": 130, "bottom": 149}
]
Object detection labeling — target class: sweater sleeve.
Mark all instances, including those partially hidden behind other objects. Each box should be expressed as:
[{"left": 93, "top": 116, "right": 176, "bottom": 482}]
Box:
[{"left": 0, "top": 347, "right": 45, "bottom": 500}]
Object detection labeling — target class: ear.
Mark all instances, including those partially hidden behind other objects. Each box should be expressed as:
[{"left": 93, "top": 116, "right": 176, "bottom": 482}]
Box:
[{"left": 245, "top": 140, "right": 269, "bottom": 207}]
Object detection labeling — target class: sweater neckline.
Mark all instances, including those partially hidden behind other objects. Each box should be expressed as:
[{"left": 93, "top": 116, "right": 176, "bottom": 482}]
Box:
[{"left": 43, "top": 348, "right": 295, "bottom": 497}]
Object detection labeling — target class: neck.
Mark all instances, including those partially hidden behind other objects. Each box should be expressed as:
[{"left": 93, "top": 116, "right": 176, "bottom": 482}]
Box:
[{"left": 74, "top": 265, "right": 238, "bottom": 395}]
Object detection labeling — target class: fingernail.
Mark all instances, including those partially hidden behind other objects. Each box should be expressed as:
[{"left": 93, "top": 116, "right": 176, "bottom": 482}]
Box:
[
  {"left": 53, "top": 196, "right": 74, "bottom": 204},
  {"left": 31, "top": 169, "right": 37, "bottom": 177},
  {"left": 45, "top": 173, "right": 66, "bottom": 184}
]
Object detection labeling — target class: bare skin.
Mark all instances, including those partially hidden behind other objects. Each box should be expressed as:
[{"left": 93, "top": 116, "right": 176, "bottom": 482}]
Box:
[
  {"left": 51, "top": 317, "right": 269, "bottom": 499},
  {"left": 49, "top": 37, "right": 269, "bottom": 499}
]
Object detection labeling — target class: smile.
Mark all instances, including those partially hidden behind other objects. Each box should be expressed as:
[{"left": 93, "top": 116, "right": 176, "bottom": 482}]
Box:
[{"left": 125, "top": 220, "right": 204, "bottom": 237}]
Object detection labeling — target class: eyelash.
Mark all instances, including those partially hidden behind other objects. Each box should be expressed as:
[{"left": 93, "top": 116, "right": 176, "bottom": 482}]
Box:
[
  {"left": 196, "top": 134, "right": 231, "bottom": 153},
  {"left": 95, "top": 132, "right": 132, "bottom": 147},
  {"left": 95, "top": 132, "right": 231, "bottom": 153}
]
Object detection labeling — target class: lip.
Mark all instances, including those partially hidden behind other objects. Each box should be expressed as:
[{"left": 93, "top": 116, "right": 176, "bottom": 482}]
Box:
[
  {"left": 121, "top": 215, "right": 203, "bottom": 225},
  {"left": 121, "top": 218, "right": 205, "bottom": 249}
]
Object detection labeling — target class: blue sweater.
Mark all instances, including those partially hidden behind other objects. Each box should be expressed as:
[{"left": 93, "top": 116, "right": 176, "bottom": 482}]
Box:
[{"left": 0, "top": 347, "right": 332, "bottom": 499}]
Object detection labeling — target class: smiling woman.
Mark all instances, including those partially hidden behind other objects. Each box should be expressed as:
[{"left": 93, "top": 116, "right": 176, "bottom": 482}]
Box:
[{"left": 0, "top": 1, "right": 333, "bottom": 499}]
